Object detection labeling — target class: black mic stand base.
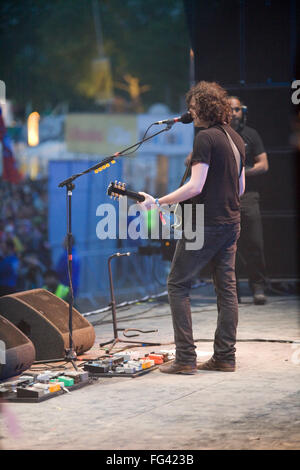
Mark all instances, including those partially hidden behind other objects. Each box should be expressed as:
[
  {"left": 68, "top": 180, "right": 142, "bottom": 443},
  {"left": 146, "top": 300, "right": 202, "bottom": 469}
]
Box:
[
  {"left": 99, "top": 253, "right": 162, "bottom": 353},
  {"left": 64, "top": 348, "right": 79, "bottom": 371}
]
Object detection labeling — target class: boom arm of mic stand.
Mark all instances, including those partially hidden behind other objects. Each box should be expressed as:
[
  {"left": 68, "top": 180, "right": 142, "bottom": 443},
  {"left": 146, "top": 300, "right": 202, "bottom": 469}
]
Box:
[{"left": 57, "top": 123, "right": 173, "bottom": 188}]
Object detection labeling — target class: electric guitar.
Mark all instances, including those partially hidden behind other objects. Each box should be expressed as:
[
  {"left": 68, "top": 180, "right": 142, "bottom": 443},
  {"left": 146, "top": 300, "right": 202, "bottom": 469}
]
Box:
[{"left": 107, "top": 181, "right": 183, "bottom": 232}]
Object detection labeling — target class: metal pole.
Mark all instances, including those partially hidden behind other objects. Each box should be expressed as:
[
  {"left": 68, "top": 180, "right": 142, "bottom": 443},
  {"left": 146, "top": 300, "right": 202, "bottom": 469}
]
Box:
[
  {"left": 239, "top": 0, "right": 246, "bottom": 85},
  {"left": 92, "top": 0, "right": 105, "bottom": 58},
  {"left": 108, "top": 254, "right": 118, "bottom": 339}
]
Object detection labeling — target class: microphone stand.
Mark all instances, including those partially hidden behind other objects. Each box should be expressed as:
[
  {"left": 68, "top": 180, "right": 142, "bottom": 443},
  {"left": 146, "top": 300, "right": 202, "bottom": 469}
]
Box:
[
  {"left": 64, "top": 181, "right": 78, "bottom": 369},
  {"left": 58, "top": 123, "right": 174, "bottom": 365}
]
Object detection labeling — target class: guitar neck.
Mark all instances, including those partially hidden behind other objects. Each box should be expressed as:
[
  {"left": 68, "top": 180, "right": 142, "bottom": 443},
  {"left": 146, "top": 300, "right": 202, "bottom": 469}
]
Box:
[{"left": 123, "top": 189, "right": 145, "bottom": 202}]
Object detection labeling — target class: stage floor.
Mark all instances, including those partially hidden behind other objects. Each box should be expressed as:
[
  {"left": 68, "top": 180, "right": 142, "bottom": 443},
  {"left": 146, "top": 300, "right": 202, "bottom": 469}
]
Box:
[{"left": 1, "top": 283, "right": 299, "bottom": 450}]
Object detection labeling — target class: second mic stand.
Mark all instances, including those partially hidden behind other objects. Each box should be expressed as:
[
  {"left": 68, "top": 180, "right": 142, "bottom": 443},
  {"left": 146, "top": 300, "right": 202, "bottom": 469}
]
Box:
[{"left": 99, "top": 253, "right": 161, "bottom": 353}]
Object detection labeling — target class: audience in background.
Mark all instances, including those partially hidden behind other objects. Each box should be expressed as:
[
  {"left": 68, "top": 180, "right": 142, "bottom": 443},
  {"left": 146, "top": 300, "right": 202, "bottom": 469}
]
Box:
[
  {"left": 55, "top": 235, "right": 80, "bottom": 298},
  {"left": 0, "top": 178, "right": 81, "bottom": 301},
  {"left": 0, "top": 239, "right": 19, "bottom": 296},
  {"left": 0, "top": 177, "right": 52, "bottom": 296},
  {"left": 42, "top": 269, "right": 70, "bottom": 302}
]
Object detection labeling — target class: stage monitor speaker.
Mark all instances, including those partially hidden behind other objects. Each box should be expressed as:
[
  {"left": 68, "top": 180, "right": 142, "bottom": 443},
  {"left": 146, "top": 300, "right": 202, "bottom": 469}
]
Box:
[
  {"left": 0, "top": 289, "right": 96, "bottom": 361},
  {"left": 0, "top": 315, "right": 36, "bottom": 381}
]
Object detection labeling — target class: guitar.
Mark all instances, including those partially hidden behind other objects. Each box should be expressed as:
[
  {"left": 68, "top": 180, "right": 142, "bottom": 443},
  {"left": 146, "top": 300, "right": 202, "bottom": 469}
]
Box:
[{"left": 107, "top": 181, "right": 183, "bottom": 232}]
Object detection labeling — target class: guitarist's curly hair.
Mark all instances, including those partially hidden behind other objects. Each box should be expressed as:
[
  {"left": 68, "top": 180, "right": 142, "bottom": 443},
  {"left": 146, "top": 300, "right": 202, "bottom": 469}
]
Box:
[{"left": 186, "top": 81, "right": 232, "bottom": 126}]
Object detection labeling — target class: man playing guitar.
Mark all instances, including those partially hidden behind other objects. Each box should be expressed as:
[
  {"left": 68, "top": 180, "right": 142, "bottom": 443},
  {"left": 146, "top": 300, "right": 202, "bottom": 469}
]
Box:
[{"left": 138, "top": 81, "right": 245, "bottom": 374}]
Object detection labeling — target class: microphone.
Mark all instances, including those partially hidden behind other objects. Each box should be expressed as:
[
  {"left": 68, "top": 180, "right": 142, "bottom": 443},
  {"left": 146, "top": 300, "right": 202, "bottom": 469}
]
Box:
[{"left": 154, "top": 111, "right": 193, "bottom": 125}]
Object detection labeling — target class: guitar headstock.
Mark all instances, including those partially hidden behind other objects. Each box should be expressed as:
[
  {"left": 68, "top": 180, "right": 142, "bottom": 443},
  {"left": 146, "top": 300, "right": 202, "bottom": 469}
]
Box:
[
  {"left": 107, "top": 181, "right": 145, "bottom": 202},
  {"left": 107, "top": 181, "right": 127, "bottom": 199}
]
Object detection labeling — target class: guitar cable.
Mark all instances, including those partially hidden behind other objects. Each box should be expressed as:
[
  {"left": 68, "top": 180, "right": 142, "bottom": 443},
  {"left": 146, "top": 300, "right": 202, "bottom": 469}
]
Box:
[{"left": 115, "top": 122, "right": 157, "bottom": 158}]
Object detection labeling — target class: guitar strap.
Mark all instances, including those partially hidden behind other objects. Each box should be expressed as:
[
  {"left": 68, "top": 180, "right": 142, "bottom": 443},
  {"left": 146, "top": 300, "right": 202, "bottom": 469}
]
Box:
[
  {"left": 218, "top": 124, "right": 242, "bottom": 177},
  {"left": 179, "top": 158, "right": 192, "bottom": 187},
  {"left": 173, "top": 156, "right": 192, "bottom": 231}
]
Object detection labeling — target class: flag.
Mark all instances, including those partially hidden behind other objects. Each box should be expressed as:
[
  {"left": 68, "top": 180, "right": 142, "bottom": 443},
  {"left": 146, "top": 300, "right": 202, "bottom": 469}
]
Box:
[{"left": 0, "top": 106, "right": 22, "bottom": 184}]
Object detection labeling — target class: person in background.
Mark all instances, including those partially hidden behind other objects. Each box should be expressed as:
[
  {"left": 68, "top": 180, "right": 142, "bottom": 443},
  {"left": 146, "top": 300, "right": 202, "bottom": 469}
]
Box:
[
  {"left": 229, "top": 96, "right": 269, "bottom": 305},
  {"left": 43, "top": 269, "right": 70, "bottom": 302},
  {"left": 0, "top": 240, "right": 19, "bottom": 296},
  {"left": 55, "top": 235, "right": 80, "bottom": 298},
  {"left": 3, "top": 220, "right": 24, "bottom": 254}
]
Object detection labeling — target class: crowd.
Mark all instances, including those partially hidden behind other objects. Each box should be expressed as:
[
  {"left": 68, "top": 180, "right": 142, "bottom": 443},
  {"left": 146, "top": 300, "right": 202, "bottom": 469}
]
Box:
[
  {"left": 0, "top": 177, "right": 52, "bottom": 296},
  {"left": 0, "top": 177, "right": 81, "bottom": 302}
]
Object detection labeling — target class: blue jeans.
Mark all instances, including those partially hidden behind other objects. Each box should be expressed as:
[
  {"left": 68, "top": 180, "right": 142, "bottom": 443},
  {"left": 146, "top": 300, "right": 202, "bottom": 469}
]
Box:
[{"left": 167, "top": 223, "right": 240, "bottom": 366}]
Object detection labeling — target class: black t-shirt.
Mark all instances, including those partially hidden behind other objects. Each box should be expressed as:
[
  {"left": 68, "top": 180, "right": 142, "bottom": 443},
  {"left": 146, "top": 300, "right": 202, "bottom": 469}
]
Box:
[
  {"left": 187, "top": 124, "right": 245, "bottom": 226},
  {"left": 235, "top": 125, "right": 265, "bottom": 192}
]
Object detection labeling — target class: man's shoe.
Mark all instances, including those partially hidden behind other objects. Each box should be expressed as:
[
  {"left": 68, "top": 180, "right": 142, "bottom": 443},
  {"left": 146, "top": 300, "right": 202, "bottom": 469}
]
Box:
[
  {"left": 197, "top": 356, "right": 235, "bottom": 372},
  {"left": 253, "top": 286, "right": 267, "bottom": 305},
  {"left": 253, "top": 291, "right": 267, "bottom": 305},
  {"left": 159, "top": 361, "right": 197, "bottom": 375}
]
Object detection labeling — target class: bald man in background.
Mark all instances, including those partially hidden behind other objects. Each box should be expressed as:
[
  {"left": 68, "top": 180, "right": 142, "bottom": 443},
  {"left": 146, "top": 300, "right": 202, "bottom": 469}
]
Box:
[{"left": 229, "top": 96, "right": 269, "bottom": 305}]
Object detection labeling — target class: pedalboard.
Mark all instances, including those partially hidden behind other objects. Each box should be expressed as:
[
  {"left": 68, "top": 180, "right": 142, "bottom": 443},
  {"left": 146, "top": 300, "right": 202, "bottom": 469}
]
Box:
[
  {"left": 83, "top": 351, "right": 170, "bottom": 377},
  {"left": 0, "top": 369, "right": 91, "bottom": 403},
  {"left": 0, "top": 351, "right": 173, "bottom": 401}
]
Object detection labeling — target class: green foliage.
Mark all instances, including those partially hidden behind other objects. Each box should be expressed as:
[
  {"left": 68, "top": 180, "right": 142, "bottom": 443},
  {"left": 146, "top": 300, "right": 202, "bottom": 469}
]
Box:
[{"left": 0, "top": 0, "right": 190, "bottom": 116}]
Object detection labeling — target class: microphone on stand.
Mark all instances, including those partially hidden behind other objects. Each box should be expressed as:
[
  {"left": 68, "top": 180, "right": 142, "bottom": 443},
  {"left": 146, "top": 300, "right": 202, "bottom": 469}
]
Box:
[{"left": 154, "top": 111, "right": 193, "bottom": 125}]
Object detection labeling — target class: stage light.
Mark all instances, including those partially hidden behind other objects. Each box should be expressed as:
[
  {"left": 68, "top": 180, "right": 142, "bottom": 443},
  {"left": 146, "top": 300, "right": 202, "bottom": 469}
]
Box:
[{"left": 27, "top": 111, "right": 40, "bottom": 146}]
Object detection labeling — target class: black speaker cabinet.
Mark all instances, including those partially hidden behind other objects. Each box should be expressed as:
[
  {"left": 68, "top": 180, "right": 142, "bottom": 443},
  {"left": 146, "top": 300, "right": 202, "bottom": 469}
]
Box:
[
  {"left": 0, "top": 289, "right": 95, "bottom": 361},
  {"left": 0, "top": 315, "right": 36, "bottom": 381}
]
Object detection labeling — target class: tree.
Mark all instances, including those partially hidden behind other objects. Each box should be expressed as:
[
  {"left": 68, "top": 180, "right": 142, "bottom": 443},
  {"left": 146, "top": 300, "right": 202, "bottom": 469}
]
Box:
[{"left": 0, "top": 0, "right": 190, "bottom": 116}]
